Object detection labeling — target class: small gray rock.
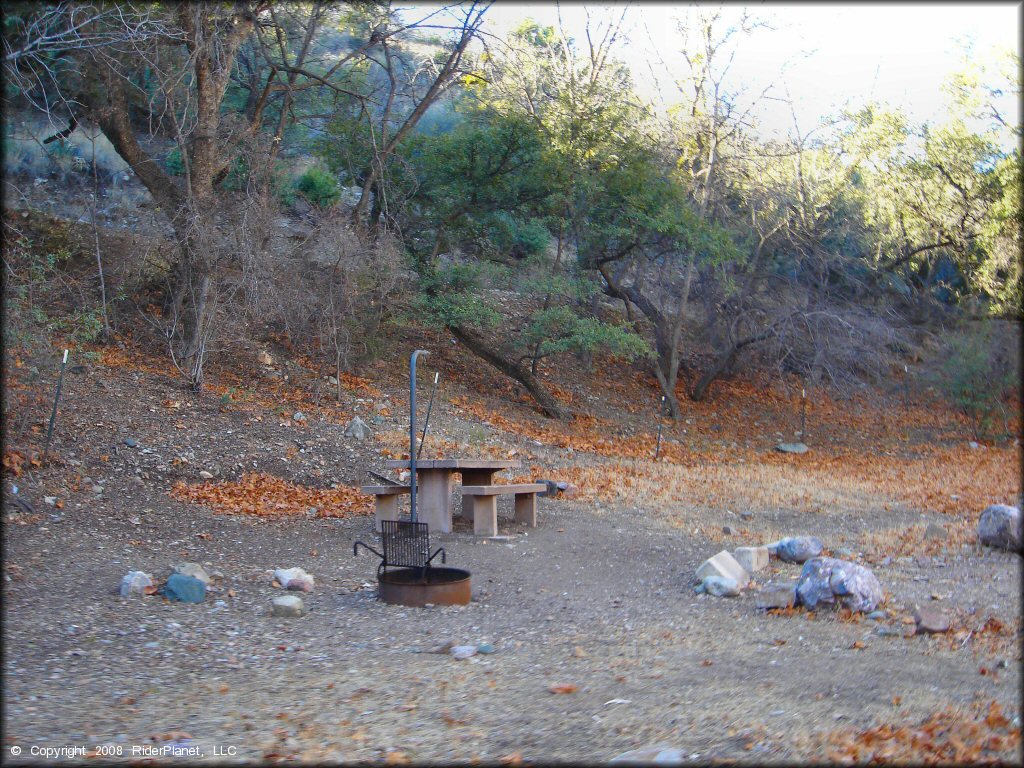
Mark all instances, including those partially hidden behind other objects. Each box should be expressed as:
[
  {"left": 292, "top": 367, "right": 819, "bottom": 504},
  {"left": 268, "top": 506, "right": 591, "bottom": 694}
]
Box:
[
  {"left": 476, "top": 642, "right": 496, "bottom": 654},
  {"left": 450, "top": 645, "right": 477, "bottom": 660},
  {"left": 776, "top": 536, "right": 824, "bottom": 563},
  {"left": 162, "top": 573, "right": 206, "bottom": 603},
  {"left": 795, "top": 557, "right": 882, "bottom": 613},
  {"left": 271, "top": 595, "right": 306, "bottom": 618},
  {"left": 866, "top": 610, "right": 887, "bottom": 621},
  {"left": 776, "top": 442, "right": 809, "bottom": 454},
  {"left": 755, "top": 583, "right": 797, "bottom": 610},
  {"left": 535, "top": 479, "right": 559, "bottom": 497},
  {"left": 124, "top": 438, "right": 139, "bottom": 448},
  {"left": 699, "top": 575, "right": 740, "bottom": 597},
  {"left": 923, "top": 522, "right": 948, "bottom": 541},
  {"left": 292, "top": 411, "right": 306, "bottom": 422},
  {"left": 344, "top": 416, "right": 372, "bottom": 440},
  {"left": 120, "top": 571, "right": 153, "bottom": 597},
  {"left": 977, "top": 505, "right": 1021, "bottom": 552},
  {"left": 172, "top": 562, "right": 211, "bottom": 585},
  {"left": 722, "top": 525, "right": 735, "bottom": 536},
  {"left": 914, "top": 606, "right": 951, "bottom": 634},
  {"left": 198, "top": 470, "right": 214, "bottom": 480}
]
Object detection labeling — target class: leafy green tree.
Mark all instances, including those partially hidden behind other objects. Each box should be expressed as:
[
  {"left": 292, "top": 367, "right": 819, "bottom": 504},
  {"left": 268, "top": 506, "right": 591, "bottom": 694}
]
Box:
[{"left": 396, "top": 111, "right": 648, "bottom": 417}]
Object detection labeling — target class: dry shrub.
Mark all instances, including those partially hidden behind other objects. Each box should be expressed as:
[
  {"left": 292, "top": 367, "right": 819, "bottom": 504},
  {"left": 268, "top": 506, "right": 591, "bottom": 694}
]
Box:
[{"left": 253, "top": 207, "right": 407, "bottom": 382}]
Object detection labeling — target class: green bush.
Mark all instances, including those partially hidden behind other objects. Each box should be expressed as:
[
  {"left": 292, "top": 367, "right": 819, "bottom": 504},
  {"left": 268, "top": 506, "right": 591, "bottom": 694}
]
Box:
[
  {"left": 165, "top": 148, "right": 185, "bottom": 176},
  {"left": 294, "top": 166, "right": 340, "bottom": 208},
  {"left": 485, "top": 212, "right": 550, "bottom": 259},
  {"left": 936, "top": 322, "right": 1019, "bottom": 441}
]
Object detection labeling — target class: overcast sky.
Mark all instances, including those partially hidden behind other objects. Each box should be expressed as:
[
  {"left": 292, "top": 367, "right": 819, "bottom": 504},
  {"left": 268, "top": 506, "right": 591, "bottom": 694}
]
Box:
[{"left": 452, "top": 2, "right": 1022, "bottom": 147}]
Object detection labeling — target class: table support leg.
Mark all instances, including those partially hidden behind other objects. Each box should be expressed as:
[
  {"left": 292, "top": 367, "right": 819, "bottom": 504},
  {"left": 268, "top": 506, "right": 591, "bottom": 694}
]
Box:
[
  {"left": 374, "top": 495, "right": 401, "bottom": 532},
  {"left": 471, "top": 495, "right": 498, "bottom": 536},
  {"left": 416, "top": 469, "right": 453, "bottom": 533},
  {"left": 514, "top": 493, "right": 537, "bottom": 527},
  {"left": 460, "top": 469, "right": 495, "bottom": 519}
]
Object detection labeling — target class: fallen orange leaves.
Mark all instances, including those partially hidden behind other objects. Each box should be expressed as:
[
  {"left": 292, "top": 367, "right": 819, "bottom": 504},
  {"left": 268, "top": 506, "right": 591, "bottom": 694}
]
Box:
[
  {"left": 818, "top": 700, "right": 1021, "bottom": 764},
  {"left": 548, "top": 683, "right": 578, "bottom": 694},
  {"left": 170, "top": 473, "right": 373, "bottom": 519}
]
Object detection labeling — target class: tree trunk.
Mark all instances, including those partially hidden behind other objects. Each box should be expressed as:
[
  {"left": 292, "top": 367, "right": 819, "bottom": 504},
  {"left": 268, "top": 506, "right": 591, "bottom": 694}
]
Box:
[
  {"left": 449, "top": 325, "right": 565, "bottom": 419},
  {"left": 690, "top": 325, "right": 778, "bottom": 401},
  {"left": 599, "top": 264, "right": 684, "bottom": 419},
  {"left": 690, "top": 344, "right": 737, "bottom": 402}
]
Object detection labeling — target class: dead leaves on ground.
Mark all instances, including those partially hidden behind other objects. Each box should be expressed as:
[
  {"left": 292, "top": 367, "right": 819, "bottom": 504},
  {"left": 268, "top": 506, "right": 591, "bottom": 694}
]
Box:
[
  {"left": 819, "top": 700, "right": 1021, "bottom": 764},
  {"left": 170, "top": 472, "right": 373, "bottom": 519}
]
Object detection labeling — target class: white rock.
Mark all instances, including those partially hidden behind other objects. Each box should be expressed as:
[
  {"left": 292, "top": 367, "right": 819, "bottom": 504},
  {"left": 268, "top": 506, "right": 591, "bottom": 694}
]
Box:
[
  {"left": 694, "top": 550, "right": 749, "bottom": 586},
  {"left": 611, "top": 745, "right": 685, "bottom": 764},
  {"left": 270, "top": 595, "right": 306, "bottom": 618},
  {"left": 274, "top": 567, "right": 314, "bottom": 592},
  {"left": 450, "top": 645, "right": 478, "bottom": 660},
  {"left": 120, "top": 571, "right": 153, "bottom": 597},
  {"left": 733, "top": 546, "right": 769, "bottom": 573},
  {"left": 198, "top": 470, "right": 214, "bottom": 480},
  {"left": 698, "top": 575, "right": 741, "bottom": 597}
]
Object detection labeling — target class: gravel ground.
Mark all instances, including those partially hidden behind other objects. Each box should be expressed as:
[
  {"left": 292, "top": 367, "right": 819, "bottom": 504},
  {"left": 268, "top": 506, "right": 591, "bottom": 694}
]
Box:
[{"left": 3, "top": 355, "right": 1021, "bottom": 765}]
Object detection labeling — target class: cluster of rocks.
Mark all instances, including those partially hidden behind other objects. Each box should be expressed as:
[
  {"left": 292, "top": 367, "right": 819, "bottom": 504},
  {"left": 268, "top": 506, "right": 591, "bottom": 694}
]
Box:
[
  {"left": 119, "top": 563, "right": 317, "bottom": 618},
  {"left": 693, "top": 535, "right": 883, "bottom": 614},
  {"left": 119, "top": 562, "right": 215, "bottom": 603}
]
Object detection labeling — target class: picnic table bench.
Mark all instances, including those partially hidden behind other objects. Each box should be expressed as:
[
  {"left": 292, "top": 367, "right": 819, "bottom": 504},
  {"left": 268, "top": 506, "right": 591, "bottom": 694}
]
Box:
[
  {"left": 461, "top": 483, "right": 548, "bottom": 535},
  {"left": 366, "top": 459, "right": 546, "bottom": 535},
  {"left": 360, "top": 484, "right": 409, "bottom": 532}
]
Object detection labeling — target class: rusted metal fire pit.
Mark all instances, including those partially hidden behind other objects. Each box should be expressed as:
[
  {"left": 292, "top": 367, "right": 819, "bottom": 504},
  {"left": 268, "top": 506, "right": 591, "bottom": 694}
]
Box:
[
  {"left": 354, "top": 520, "right": 471, "bottom": 607},
  {"left": 353, "top": 349, "right": 471, "bottom": 607},
  {"left": 377, "top": 566, "right": 471, "bottom": 607}
]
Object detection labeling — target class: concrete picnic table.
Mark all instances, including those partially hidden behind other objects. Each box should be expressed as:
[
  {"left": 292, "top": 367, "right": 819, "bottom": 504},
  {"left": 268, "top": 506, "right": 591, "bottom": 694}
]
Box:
[{"left": 384, "top": 458, "right": 521, "bottom": 533}]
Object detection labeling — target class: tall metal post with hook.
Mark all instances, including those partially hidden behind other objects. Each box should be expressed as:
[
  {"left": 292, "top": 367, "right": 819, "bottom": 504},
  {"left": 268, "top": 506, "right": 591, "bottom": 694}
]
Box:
[{"left": 409, "top": 349, "right": 430, "bottom": 522}]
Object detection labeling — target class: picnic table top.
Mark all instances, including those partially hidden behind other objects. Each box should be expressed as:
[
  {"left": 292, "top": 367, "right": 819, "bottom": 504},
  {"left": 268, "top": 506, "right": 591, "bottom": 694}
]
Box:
[{"left": 383, "top": 458, "right": 522, "bottom": 470}]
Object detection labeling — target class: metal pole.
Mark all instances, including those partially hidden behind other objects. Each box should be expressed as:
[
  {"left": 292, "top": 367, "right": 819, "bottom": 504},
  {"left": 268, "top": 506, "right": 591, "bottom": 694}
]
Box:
[
  {"left": 903, "top": 364, "right": 909, "bottom": 410},
  {"left": 43, "top": 349, "right": 69, "bottom": 462},
  {"left": 418, "top": 371, "right": 440, "bottom": 460},
  {"left": 409, "top": 349, "right": 430, "bottom": 522},
  {"left": 654, "top": 396, "right": 665, "bottom": 460},
  {"left": 800, "top": 387, "right": 807, "bottom": 442}
]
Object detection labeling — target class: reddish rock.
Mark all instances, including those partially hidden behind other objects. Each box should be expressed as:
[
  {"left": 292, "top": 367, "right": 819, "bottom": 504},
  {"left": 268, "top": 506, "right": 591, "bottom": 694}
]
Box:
[{"left": 914, "top": 606, "right": 951, "bottom": 634}]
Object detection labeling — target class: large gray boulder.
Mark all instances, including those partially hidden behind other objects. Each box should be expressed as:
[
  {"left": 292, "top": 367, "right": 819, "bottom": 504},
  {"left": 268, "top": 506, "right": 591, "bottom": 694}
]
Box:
[
  {"left": 977, "top": 505, "right": 1021, "bottom": 552},
  {"left": 774, "top": 536, "right": 824, "bottom": 563},
  {"left": 795, "top": 557, "right": 883, "bottom": 613}
]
